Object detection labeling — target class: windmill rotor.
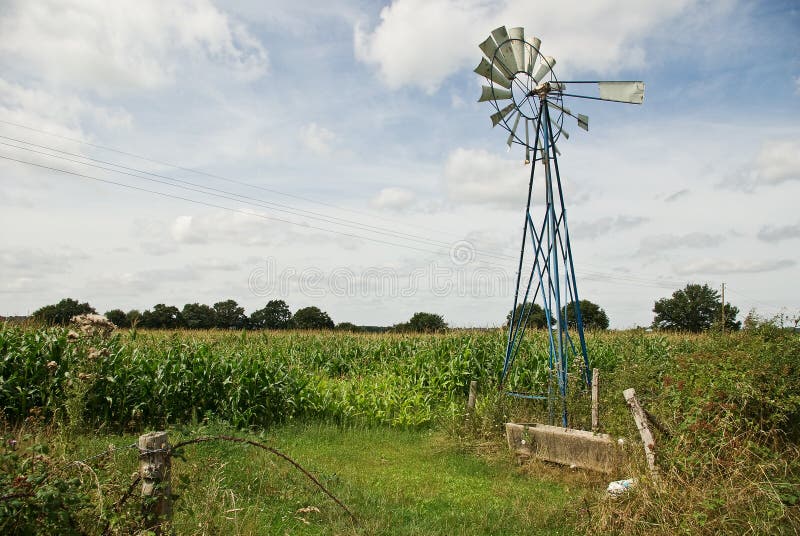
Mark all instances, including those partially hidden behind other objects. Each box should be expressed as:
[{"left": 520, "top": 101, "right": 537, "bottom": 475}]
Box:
[
  {"left": 474, "top": 25, "right": 644, "bottom": 427},
  {"left": 475, "top": 26, "right": 644, "bottom": 162}
]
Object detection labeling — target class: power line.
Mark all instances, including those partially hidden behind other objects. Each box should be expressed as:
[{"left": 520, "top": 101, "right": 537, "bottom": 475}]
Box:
[
  {"left": 1, "top": 138, "right": 521, "bottom": 260},
  {"left": 0, "top": 151, "right": 701, "bottom": 292},
  {"left": 0, "top": 153, "right": 515, "bottom": 268},
  {"left": 0, "top": 122, "right": 700, "bottom": 291},
  {"left": 0, "top": 118, "right": 468, "bottom": 239}
]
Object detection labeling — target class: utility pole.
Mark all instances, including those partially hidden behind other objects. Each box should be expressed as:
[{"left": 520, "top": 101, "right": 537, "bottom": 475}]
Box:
[{"left": 721, "top": 282, "right": 726, "bottom": 333}]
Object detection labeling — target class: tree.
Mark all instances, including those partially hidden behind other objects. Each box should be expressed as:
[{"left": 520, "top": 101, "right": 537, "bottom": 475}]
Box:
[
  {"left": 335, "top": 322, "right": 363, "bottom": 333},
  {"left": 105, "top": 309, "right": 129, "bottom": 328},
  {"left": 407, "top": 312, "right": 448, "bottom": 333},
  {"left": 292, "top": 306, "right": 334, "bottom": 330},
  {"left": 213, "top": 299, "right": 247, "bottom": 329},
  {"left": 506, "top": 302, "right": 549, "bottom": 329},
  {"left": 182, "top": 303, "right": 217, "bottom": 329},
  {"left": 249, "top": 300, "right": 292, "bottom": 329},
  {"left": 32, "top": 298, "right": 96, "bottom": 325},
  {"left": 652, "top": 283, "right": 740, "bottom": 332},
  {"left": 126, "top": 309, "right": 142, "bottom": 328},
  {"left": 560, "top": 300, "right": 609, "bottom": 330},
  {"left": 140, "top": 304, "right": 184, "bottom": 329}
]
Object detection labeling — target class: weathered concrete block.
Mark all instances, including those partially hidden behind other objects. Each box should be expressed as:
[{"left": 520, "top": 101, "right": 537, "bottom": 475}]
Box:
[{"left": 505, "top": 422, "right": 621, "bottom": 473}]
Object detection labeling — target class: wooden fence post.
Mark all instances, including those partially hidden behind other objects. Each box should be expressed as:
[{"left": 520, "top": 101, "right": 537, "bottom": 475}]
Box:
[
  {"left": 623, "top": 388, "right": 659, "bottom": 479},
  {"left": 591, "top": 368, "right": 599, "bottom": 432},
  {"left": 139, "top": 431, "right": 171, "bottom": 532},
  {"left": 467, "top": 381, "right": 478, "bottom": 413}
]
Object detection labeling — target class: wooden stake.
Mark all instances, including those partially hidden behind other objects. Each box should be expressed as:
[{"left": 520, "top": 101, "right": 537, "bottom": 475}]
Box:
[
  {"left": 623, "top": 388, "right": 658, "bottom": 478},
  {"left": 139, "top": 431, "right": 171, "bottom": 533},
  {"left": 467, "top": 380, "right": 478, "bottom": 413},
  {"left": 591, "top": 368, "right": 599, "bottom": 432}
]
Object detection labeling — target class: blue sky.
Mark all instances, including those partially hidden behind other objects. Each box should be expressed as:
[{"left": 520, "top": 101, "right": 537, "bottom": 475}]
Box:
[{"left": 1, "top": 0, "right": 798, "bottom": 328}]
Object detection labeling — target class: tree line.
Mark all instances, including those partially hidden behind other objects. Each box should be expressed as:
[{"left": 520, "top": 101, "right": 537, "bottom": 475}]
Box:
[
  {"left": 29, "top": 298, "right": 450, "bottom": 333},
  {"left": 507, "top": 284, "right": 741, "bottom": 332},
  {"left": 26, "top": 283, "right": 746, "bottom": 333}
]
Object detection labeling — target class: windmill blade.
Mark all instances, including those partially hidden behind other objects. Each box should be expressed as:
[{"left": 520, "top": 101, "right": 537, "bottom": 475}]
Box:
[
  {"left": 556, "top": 80, "right": 645, "bottom": 104},
  {"left": 532, "top": 56, "right": 556, "bottom": 83},
  {"left": 478, "top": 85, "right": 512, "bottom": 102},
  {"left": 526, "top": 36, "right": 541, "bottom": 75},
  {"left": 598, "top": 81, "right": 644, "bottom": 103},
  {"left": 478, "top": 36, "right": 514, "bottom": 78},
  {"left": 506, "top": 112, "right": 521, "bottom": 149},
  {"left": 474, "top": 58, "right": 512, "bottom": 89},
  {"left": 490, "top": 26, "right": 518, "bottom": 73},
  {"left": 508, "top": 27, "right": 526, "bottom": 74},
  {"left": 490, "top": 102, "right": 516, "bottom": 127}
]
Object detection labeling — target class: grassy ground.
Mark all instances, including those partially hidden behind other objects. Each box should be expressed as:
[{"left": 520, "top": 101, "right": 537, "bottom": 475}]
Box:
[
  {"left": 50, "top": 422, "right": 594, "bottom": 535},
  {"left": 3, "top": 324, "right": 798, "bottom": 534}
]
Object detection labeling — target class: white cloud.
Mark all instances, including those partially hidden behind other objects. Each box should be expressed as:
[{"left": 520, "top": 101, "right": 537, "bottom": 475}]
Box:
[
  {"left": 570, "top": 215, "right": 648, "bottom": 239},
  {"left": 758, "top": 222, "right": 800, "bottom": 243},
  {"left": 300, "top": 122, "right": 336, "bottom": 155},
  {"left": 755, "top": 140, "right": 800, "bottom": 185},
  {"left": 795, "top": 75, "right": 800, "bottom": 95},
  {"left": 370, "top": 187, "right": 416, "bottom": 210},
  {"left": 663, "top": 188, "right": 690, "bottom": 202},
  {"left": 354, "top": 0, "right": 695, "bottom": 91},
  {"left": 637, "top": 232, "right": 727, "bottom": 256},
  {"left": 0, "top": 78, "right": 132, "bottom": 135},
  {"left": 443, "top": 147, "right": 528, "bottom": 207},
  {"left": 0, "top": 0, "right": 267, "bottom": 94},
  {"left": 674, "top": 258, "right": 795, "bottom": 275},
  {"left": 722, "top": 139, "right": 800, "bottom": 190},
  {"left": 0, "top": 246, "right": 89, "bottom": 274}
]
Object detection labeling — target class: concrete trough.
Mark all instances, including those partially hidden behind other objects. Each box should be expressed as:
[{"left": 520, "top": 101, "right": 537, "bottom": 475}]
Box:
[{"left": 505, "top": 422, "right": 621, "bottom": 473}]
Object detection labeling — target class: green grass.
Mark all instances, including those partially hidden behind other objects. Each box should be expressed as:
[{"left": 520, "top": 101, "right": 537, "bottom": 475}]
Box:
[
  {"left": 45, "top": 422, "right": 588, "bottom": 535},
  {"left": 2, "top": 323, "right": 799, "bottom": 534}
]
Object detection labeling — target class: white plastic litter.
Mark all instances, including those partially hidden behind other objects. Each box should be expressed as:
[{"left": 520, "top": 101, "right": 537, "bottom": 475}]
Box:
[{"left": 607, "top": 478, "right": 635, "bottom": 496}]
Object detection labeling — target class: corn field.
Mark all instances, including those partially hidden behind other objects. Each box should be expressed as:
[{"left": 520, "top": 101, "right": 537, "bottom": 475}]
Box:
[{"left": 0, "top": 324, "right": 667, "bottom": 430}]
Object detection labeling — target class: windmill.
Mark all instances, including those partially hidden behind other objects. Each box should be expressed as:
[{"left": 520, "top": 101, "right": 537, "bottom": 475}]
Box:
[{"left": 475, "top": 26, "right": 644, "bottom": 427}]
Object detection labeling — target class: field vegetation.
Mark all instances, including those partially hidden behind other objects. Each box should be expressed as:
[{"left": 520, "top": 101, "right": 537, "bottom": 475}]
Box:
[{"left": 1, "top": 322, "right": 798, "bottom": 534}]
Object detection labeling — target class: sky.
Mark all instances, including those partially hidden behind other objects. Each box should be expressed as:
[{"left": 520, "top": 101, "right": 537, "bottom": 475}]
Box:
[{"left": 0, "top": 0, "right": 798, "bottom": 328}]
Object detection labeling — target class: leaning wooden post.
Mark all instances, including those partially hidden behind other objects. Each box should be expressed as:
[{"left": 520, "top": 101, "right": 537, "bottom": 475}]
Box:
[
  {"left": 623, "top": 388, "right": 658, "bottom": 479},
  {"left": 467, "top": 380, "right": 478, "bottom": 413},
  {"left": 591, "top": 368, "right": 599, "bottom": 432},
  {"left": 139, "top": 431, "right": 172, "bottom": 532}
]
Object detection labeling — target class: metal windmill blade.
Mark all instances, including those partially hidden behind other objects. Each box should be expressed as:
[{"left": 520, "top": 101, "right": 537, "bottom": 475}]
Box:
[{"left": 474, "top": 25, "right": 644, "bottom": 427}]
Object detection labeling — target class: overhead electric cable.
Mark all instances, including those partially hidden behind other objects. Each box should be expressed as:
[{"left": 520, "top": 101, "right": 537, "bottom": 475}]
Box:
[
  {"left": 0, "top": 139, "right": 522, "bottom": 260},
  {"left": 0, "top": 118, "right": 467, "bottom": 238},
  {"left": 0, "top": 126, "right": 700, "bottom": 289},
  {"left": 0, "top": 153, "right": 520, "bottom": 269}
]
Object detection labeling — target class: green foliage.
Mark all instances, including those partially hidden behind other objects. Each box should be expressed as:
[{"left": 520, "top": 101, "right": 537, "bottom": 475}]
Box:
[
  {"left": 394, "top": 312, "right": 448, "bottom": 333},
  {"left": 140, "top": 304, "right": 184, "bottom": 329},
  {"left": 104, "top": 309, "right": 129, "bottom": 328},
  {"left": 292, "top": 306, "right": 334, "bottom": 330},
  {"left": 213, "top": 299, "right": 247, "bottom": 329},
  {"left": 335, "top": 322, "right": 363, "bottom": 332},
  {"left": 560, "top": 299, "right": 609, "bottom": 330},
  {"left": 1, "top": 325, "right": 799, "bottom": 533},
  {"left": 125, "top": 309, "right": 141, "bottom": 328},
  {"left": 0, "top": 438, "right": 90, "bottom": 534},
  {"left": 653, "top": 283, "right": 740, "bottom": 332},
  {"left": 32, "top": 298, "right": 95, "bottom": 326},
  {"left": 507, "top": 302, "right": 549, "bottom": 329},
  {"left": 181, "top": 303, "right": 217, "bottom": 329},
  {"left": 249, "top": 299, "right": 292, "bottom": 329}
]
